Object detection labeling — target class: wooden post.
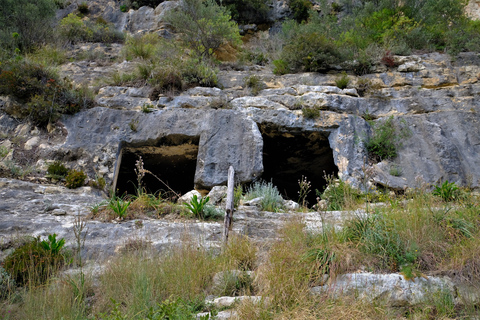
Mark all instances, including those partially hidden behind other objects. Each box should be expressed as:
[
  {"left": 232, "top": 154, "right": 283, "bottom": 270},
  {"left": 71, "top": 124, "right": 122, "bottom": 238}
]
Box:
[{"left": 223, "top": 166, "right": 235, "bottom": 244}]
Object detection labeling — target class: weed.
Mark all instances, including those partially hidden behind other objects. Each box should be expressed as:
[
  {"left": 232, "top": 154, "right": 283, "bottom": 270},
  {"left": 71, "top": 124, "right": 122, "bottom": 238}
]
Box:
[
  {"left": 0, "top": 267, "right": 16, "bottom": 299},
  {"left": 108, "top": 196, "right": 131, "bottom": 219},
  {"left": 272, "top": 59, "right": 289, "bottom": 75},
  {"left": 319, "top": 176, "right": 362, "bottom": 211},
  {"left": 46, "top": 160, "right": 69, "bottom": 179},
  {"left": 90, "top": 175, "right": 106, "bottom": 190},
  {"left": 234, "top": 184, "right": 243, "bottom": 208},
  {"left": 0, "top": 145, "right": 9, "bottom": 159},
  {"left": 129, "top": 119, "right": 138, "bottom": 132},
  {"left": 298, "top": 175, "right": 311, "bottom": 208},
  {"left": 222, "top": 234, "right": 257, "bottom": 271},
  {"left": 141, "top": 103, "right": 154, "bottom": 113},
  {"left": 202, "top": 205, "right": 224, "bottom": 221},
  {"left": 215, "top": 271, "right": 254, "bottom": 296},
  {"left": 335, "top": 71, "right": 349, "bottom": 89},
  {"left": 65, "top": 169, "right": 87, "bottom": 189},
  {"left": 302, "top": 107, "right": 321, "bottom": 119},
  {"left": 184, "top": 195, "right": 210, "bottom": 219},
  {"left": 245, "top": 180, "right": 284, "bottom": 212},
  {"left": 244, "top": 75, "right": 265, "bottom": 95},
  {"left": 366, "top": 116, "right": 411, "bottom": 161},
  {"left": 433, "top": 180, "right": 459, "bottom": 202},
  {"left": 389, "top": 164, "right": 402, "bottom": 177},
  {"left": 72, "top": 215, "right": 88, "bottom": 267}
]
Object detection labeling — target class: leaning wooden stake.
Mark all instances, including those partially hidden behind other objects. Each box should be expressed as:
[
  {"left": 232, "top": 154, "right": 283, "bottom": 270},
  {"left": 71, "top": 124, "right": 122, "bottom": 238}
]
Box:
[{"left": 223, "top": 166, "right": 235, "bottom": 244}]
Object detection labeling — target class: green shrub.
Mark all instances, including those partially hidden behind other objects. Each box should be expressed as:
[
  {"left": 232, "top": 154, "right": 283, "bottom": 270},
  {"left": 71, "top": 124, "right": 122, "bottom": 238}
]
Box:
[
  {"left": 289, "top": 0, "right": 312, "bottom": 23},
  {"left": 335, "top": 72, "right": 350, "bottom": 89},
  {"left": 272, "top": 59, "right": 289, "bottom": 75},
  {"left": 3, "top": 235, "right": 67, "bottom": 286},
  {"left": 123, "top": 33, "right": 160, "bottom": 60},
  {"left": 164, "top": 0, "right": 241, "bottom": 57},
  {"left": 389, "top": 165, "right": 402, "bottom": 177},
  {"left": 182, "top": 58, "right": 219, "bottom": 87},
  {"left": 218, "top": 0, "right": 269, "bottom": 24},
  {"left": 59, "top": 13, "right": 124, "bottom": 44},
  {"left": 366, "top": 116, "right": 411, "bottom": 161},
  {"left": 281, "top": 32, "right": 341, "bottom": 72},
  {"left": 0, "top": 0, "right": 56, "bottom": 52},
  {"left": 47, "top": 161, "right": 69, "bottom": 179},
  {"left": 0, "top": 60, "right": 94, "bottom": 126},
  {"left": 245, "top": 180, "right": 284, "bottom": 212},
  {"left": 65, "top": 169, "right": 87, "bottom": 189}
]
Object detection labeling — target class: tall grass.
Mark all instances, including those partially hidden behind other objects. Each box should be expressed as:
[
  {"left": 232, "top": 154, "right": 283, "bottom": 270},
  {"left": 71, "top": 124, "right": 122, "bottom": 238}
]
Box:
[
  {"left": 94, "top": 239, "right": 219, "bottom": 318},
  {"left": 2, "top": 189, "right": 479, "bottom": 319}
]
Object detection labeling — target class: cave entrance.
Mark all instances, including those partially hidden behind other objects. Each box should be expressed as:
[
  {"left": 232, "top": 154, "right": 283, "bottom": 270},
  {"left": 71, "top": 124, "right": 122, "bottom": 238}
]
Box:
[
  {"left": 114, "top": 135, "right": 199, "bottom": 198},
  {"left": 259, "top": 125, "right": 338, "bottom": 206}
]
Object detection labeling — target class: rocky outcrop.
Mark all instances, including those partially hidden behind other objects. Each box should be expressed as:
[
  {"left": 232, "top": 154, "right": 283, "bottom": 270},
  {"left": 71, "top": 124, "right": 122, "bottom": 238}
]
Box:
[
  {"left": 0, "top": 179, "right": 297, "bottom": 262},
  {"left": 311, "top": 273, "right": 457, "bottom": 307}
]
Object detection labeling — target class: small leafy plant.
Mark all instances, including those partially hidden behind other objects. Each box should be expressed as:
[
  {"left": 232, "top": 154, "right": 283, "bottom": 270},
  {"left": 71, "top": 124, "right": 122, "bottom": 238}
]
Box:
[
  {"left": 65, "top": 169, "right": 87, "bottom": 188},
  {"left": 108, "top": 196, "right": 131, "bottom": 219},
  {"left": 40, "top": 233, "right": 66, "bottom": 255},
  {"left": 433, "top": 181, "right": 459, "bottom": 202},
  {"left": 184, "top": 195, "right": 210, "bottom": 219}
]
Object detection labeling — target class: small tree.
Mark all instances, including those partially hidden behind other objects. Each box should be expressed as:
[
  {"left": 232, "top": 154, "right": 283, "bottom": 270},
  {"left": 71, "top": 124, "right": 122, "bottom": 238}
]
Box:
[
  {"left": 0, "top": 0, "right": 56, "bottom": 52},
  {"left": 164, "top": 0, "right": 241, "bottom": 57}
]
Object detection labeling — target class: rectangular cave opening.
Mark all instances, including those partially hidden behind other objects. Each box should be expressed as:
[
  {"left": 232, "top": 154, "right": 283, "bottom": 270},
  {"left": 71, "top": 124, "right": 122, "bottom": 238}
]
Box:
[
  {"left": 259, "top": 124, "right": 338, "bottom": 207},
  {"left": 114, "top": 135, "right": 200, "bottom": 198}
]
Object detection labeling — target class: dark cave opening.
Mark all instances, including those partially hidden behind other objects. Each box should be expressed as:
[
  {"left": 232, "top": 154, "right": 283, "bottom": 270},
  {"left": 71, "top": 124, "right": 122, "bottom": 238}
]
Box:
[
  {"left": 259, "top": 125, "right": 339, "bottom": 206},
  {"left": 114, "top": 136, "right": 199, "bottom": 198}
]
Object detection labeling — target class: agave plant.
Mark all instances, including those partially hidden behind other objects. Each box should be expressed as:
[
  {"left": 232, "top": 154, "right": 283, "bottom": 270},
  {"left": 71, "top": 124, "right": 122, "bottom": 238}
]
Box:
[
  {"left": 184, "top": 195, "right": 209, "bottom": 219},
  {"left": 40, "top": 233, "right": 66, "bottom": 256}
]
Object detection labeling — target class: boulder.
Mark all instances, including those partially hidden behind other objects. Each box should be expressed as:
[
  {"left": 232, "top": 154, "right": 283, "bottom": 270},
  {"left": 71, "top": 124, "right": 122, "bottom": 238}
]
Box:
[
  {"left": 177, "top": 190, "right": 201, "bottom": 204},
  {"left": 207, "top": 186, "right": 228, "bottom": 205},
  {"left": 311, "top": 273, "right": 456, "bottom": 307}
]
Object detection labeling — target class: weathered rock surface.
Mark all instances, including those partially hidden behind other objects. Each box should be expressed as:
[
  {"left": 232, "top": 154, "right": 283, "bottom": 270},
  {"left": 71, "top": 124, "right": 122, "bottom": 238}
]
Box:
[
  {"left": 0, "top": 179, "right": 293, "bottom": 262},
  {"left": 311, "top": 273, "right": 457, "bottom": 307}
]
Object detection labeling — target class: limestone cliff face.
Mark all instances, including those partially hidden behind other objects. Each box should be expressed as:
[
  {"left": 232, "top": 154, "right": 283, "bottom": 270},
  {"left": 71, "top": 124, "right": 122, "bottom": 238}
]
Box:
[{"left": 2, "top": 52, "right": 480, "bottom": 192}]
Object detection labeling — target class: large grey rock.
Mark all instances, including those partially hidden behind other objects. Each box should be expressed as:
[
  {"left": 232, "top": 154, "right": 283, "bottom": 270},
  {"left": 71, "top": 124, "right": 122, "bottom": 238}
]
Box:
[
  {"left": 60, "top": 108, "right": 264, "bottom": 190},
  {"left": 0, "top": 179, "right": 294, "bottom": 262},
  {"left": 311, "top": 273, "right": 456, "bottom": 307},
  {"left": 205, "top": 296, "right": 263, "bottom": 309}
]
